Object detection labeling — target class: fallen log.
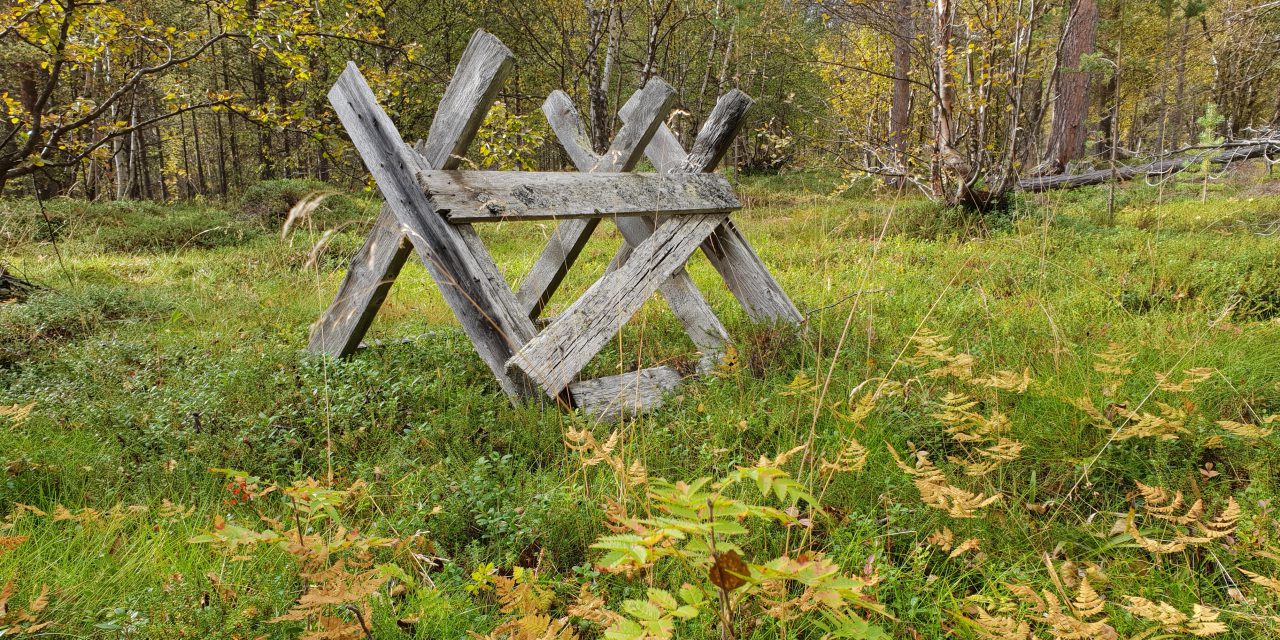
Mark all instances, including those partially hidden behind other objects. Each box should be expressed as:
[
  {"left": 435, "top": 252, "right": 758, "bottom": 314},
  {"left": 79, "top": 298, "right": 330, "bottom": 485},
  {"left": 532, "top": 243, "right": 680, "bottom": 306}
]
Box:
[
  {"left": 1017, "top": 141, "right": 1279, "bottom": 192},
  {"left": 0, "top": 267, "right": 41, "bottom": 302}
]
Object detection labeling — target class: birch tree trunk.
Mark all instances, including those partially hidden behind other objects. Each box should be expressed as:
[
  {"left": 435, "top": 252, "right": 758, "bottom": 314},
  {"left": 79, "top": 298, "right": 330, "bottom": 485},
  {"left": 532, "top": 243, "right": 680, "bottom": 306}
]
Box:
[
  {"left": 586, "top": 1, "right": 613, "bottom": 153},
  {"left": 931, "top": 0, "right": 960, "bottom": 201}
]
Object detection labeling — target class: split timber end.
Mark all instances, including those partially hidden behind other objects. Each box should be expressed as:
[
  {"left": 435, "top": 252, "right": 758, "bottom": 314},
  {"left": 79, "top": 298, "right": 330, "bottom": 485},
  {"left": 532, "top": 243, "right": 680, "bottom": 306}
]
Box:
[{"left": 569, "top": 365, "right": 683, "bottom": 421}]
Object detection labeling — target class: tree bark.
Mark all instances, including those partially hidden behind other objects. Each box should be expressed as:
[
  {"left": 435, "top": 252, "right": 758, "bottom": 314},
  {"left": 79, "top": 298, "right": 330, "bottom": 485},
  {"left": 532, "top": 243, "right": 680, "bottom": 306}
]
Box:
[
  {"left": 888, "top": 0, "right": 914, "bottom": 186},
  {"left": 192, "top": 110, "right": 208, "bottom": 194},
  {"left": 586, "top": 1, "right": 612, "bottom": 153},
  {"left": 931, "top": 0, "right": 966, "bottom": 202},
  {"left": 641, "top": 0, "right": 675, "bottom": 83},
  {"left": 1019, "top": 142, "right": 1279, "bottom": 192},
  {"left": 1041, "top": 0, "right": 1098, "bottom": 175},
  {"left": 1095, "top": 65, "right": 1117, "bottom": 157},
  {"left": 247, "top": 0, "right": 274, "bottom": 180},
  {"left": 1170, "top": 16, "right": 1190, "bottom": 151}
]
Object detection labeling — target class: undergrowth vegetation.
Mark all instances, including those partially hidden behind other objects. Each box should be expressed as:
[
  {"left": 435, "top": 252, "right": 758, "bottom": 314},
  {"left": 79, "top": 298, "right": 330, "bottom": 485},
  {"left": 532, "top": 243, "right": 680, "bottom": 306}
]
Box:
[{"left": 1, "top": 169, "right": 1279, "bottom": 638}]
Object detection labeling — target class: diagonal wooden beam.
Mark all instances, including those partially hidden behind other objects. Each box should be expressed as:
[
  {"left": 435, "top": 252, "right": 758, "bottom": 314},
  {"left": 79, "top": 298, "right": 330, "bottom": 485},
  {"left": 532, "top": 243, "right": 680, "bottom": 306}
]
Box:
[
  {"left": 308, "top": 30, "right": 520, "bottom": 359},
  {"left": 514, "top": 218, "right": 598, "bottom": 319},
  {"left": 541, "top": 89, "right": 600, "bottom": 170},
  {"left": 515, "top": 80, "right": 675, "bottom": 320},
  {"left": 508, "top": 213, "right": 726, "bottom": 397},
  {"left": 618, "top": 89, "right": 803, "bottom": 325},
  {"left": 610, "top": 213, "right": 730, "bottom": 364},
  {"left": 324, "top": 60, "right": 540, "bottom": 399},
  {"left": 528, "top": 89, "right": 731, "bottom": 364}
]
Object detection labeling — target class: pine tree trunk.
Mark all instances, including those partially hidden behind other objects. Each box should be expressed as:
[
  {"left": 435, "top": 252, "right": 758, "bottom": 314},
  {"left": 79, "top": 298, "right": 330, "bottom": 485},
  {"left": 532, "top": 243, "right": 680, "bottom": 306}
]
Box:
[
  {"left": 1170, "top": 17, "right": 1189, "bottom": 150},
  {"left": 1041, "top": 0, "right": 1098, "bottom": 175},
  {"left": 888, "top": 0, "right": 914, "bottom": 186}
]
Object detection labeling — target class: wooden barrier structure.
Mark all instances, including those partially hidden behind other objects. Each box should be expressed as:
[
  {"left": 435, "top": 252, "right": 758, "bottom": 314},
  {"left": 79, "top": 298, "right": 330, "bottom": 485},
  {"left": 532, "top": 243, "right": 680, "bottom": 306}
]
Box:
[{"left": 308, "top": 30, "right": 801, "bottom": 417}]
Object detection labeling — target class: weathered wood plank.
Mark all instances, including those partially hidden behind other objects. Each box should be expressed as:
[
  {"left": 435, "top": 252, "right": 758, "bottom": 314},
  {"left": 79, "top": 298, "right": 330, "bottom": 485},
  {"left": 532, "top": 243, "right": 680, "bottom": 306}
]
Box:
[
  {"left": 570, "top": 365, "right": 683, "bottom": 420},
  {"left": 620, "top": 90, "right": 803, "bottom": 325},
  {"left": 604, "top": 239, "right": 632, "bottom": 274},
  {"left": 327, "top": 61, "right": 539, "bottom": 399},
  {"left": 515, "top": 78, "right": 676, "bottom": 319},
  {"left": 307, "top": 30, "right": 516, "bottom": 358},
  {"left": 637, "top": 121, "right": 687, "bottom": 174},
  {"left": 532, "top": 89, "right": 731, "bottom": 364},
  {"left": 507, "top": 213, "right": 725, "bottom": 396},
  {"left": 420, "top": 31, "right": 519, "bottom": 169},
  {"left": 681, "top": 89, "right": 753, "bottom": 173},
  {"left": 542, "top": 90, "right": 599, "bottom": 170},
  {"left": 593, "top": 78, "right": 677, "bottom": 174},
  {"left": 610, "top": 213, "right": 728, "bottom": 367},
  {"left": 307, "top": 205, "right": 412, "bottom": 356},
  {"left": 699, "top": 220, "right": 802, "bottom": 323},
  {"left": 419, "top": 170, "right": 739, "bottom": 222},
  {"left": 515, "top": 218, "right": 598, "bottom": 320}
]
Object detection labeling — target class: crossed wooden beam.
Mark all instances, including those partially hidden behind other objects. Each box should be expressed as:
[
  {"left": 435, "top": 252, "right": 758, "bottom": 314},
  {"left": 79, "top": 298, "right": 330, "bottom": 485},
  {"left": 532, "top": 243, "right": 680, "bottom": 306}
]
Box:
[{"left": 308, "top": 30, "right": 801, "bottom": 417}]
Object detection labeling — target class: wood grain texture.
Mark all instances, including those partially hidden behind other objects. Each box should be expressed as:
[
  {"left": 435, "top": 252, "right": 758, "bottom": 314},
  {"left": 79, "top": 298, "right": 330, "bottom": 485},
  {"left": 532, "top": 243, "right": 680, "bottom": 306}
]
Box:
[
  {"left": 611, "top": 214, "right": 729, "bottom": 365},
  {"left": 542, "top": 90, "right": 599, "bottom": 170},
  {"left": 327, "top": 61, "right": 539, "bottom": 399},
  {"left": 616, "top": 90, "right": 684, "bottom": 174},
  {"left": 515, "top": 78, "right": 676, "bottom": 320},
  {"left": 1017, "top": 143, "right": 1279, "bottom": 192},
  {"left": 420, "top": 31, "right": 516, "bottom": 169},
  {"left": 605, "top": 240, "right": 633, "bottom": 274},
  {"left": 307, "top": 30, "right": 516, "bottom": 359},
  {"left": 508, "top": 213, "right": 724, "bottom": 396},
  {"left": 570, "top": 365, "right": 683, "bottom": 420},
  {"left": 699, "top": 219, "right": 802, "bottom": 323},
  {"left": 592, "top": 78, "right": 677, "bottom": 173},
  {"left": 419, "top": 170, "right": 739, "bottom": 222},
  {"left": 513, "top": 217, "right": 598, "bottom": 320},
  {"left": 535, "top": 86, "right": 731, "bottom": 365},
  {"left": 620, "top": 90, "right": 803, "bottom": 325},
  {"left": 307, "top": 205, "right": 411, "bottom": 356},
  {"left": 681, "top": 89, "right": 753, "bottom": 173}
]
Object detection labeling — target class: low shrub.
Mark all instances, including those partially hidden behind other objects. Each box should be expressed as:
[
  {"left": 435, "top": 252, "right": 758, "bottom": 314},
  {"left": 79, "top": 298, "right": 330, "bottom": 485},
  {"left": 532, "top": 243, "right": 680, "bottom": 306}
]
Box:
[
  {"left": 92, "top": 201, "right": 258, "bottom": 252},
  {"left": 0, "top": 285, "right": 173, "bottom": 367},
  {"left": 238, "top": 179, "right": 372, "bottom": 229}
]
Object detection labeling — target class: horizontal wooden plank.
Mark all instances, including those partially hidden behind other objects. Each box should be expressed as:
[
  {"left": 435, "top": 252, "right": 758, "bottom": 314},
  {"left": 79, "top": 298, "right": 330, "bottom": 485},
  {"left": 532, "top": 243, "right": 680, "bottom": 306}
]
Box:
[
  {"left": 570, "top": 366, "right": 683, "bottom": 420},
  {"left": 418, "top": 170, "right": 740, "bottom": 222}
]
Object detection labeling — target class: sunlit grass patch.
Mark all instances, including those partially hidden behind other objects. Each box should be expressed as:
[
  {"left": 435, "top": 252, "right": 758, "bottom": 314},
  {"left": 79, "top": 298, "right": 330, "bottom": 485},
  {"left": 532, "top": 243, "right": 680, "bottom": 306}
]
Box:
[{"left": 1, "top": 173, "right": 1279, "bottom": 637}]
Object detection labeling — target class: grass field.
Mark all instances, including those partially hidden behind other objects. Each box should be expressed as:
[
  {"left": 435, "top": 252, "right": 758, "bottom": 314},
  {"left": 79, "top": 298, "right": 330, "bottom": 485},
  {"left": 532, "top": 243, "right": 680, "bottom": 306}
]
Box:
[{"left": 2, "top": 167, "right": 1280, "bottom": 638}]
